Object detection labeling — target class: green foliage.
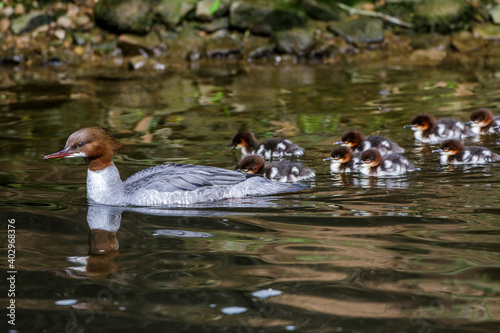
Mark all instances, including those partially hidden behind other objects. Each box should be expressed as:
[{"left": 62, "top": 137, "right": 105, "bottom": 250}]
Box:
[{"left": 208, "top": 0, "right": 221, "bottom": 14}]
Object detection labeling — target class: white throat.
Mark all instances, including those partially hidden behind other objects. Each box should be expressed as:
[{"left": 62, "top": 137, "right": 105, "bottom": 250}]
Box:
[{"left": 87, "top": 163, "right": 126, "bottom": 205}]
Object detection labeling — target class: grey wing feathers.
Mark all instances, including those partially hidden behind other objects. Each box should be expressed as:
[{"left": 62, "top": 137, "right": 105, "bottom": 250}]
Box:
[{"left": 124, "top": 163, "right": 248, "bottom": 193}]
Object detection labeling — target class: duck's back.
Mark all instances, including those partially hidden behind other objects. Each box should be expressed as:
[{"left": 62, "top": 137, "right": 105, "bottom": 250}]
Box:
[
  {"left": 123, "top": 163, "right": 306, "bottom": 206},
  {"left": 363, "top": 135, "right": 404, "bottom": 155},
  {"left": 256, "top": 138, "right": 304, "bottom": 158},
  {"left": 263, "top": 161, "right": 315, "bottom": 182},
  {"left": 377, "top": 154, "right": 418, "bottom": 175},
  {"left": 434, "top": 118, "right": 473, "bottom": 139},
  {"left": 452, "top": 146, "right": 500, "bottom": 164}
]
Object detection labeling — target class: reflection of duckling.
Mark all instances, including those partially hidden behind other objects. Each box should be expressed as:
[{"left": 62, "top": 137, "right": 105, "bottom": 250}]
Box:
[
  {"left": 324, "top": 146, "right": 359, "bottom": 173},
  {"left": 229, "top": 131, "right": 304, "bottom": 158},
  {"left": 465, "top": 108, "right": 500, "bottom": 135},
  {"left": 335, "top": 130, "right": 404, "bottom": 155},
  {"left": 357, "top": 149, "right": 418, "bottom": 176},
  {"left": 432, "top": 139, "right": 500, "bottom": 164},
  {"left": 237, "top": 154, "right": 314, "bottom": 182},
  {"left": 405, "top": 114, "right": 474, "bottom": 142}
]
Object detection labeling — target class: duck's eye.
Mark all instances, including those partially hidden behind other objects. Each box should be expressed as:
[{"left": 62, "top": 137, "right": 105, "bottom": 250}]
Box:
[
  {"left": 363, "top": 159, "right": 371, "bottom": 163},
  {"left": 334, "top": 155, "right": 339, "bottom": 159},
  {"left": 443, "top": 148, "right": 449, "bottom": 151},
  {"left": 77, "top": 142, "right": 84, "bottom": 147}
]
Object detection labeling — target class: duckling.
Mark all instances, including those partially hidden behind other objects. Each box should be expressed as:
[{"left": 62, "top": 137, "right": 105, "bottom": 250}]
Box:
[
  {"left": 465, "top": 108, "right": 500, "bottom": 135},
  {"left": 237, "top": 154, "right": 314, "bottom": 182},
  {"left": 432, "top": 139, "right": 500, "bottom": 164},
  {"left": 324, "top": 146, "right": 359, "bottom": 173},
  {"left": 228, "top": 131, "right": 304, "bottom": 159},
  {"left": 335, "top": 130, "right": 404, "bottom": 156},
  {"left": 405, "top": 114, "right": 474, "bottom": 143},
  {"left": 356, "top": 149, "right": 418, "bottom": 176}
]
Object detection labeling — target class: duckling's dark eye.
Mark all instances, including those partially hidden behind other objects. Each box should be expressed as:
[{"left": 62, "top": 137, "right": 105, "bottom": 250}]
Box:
[
  {"left": 77, "top": 142, "right": 83, "bottom": 147},
  {"left": 443, "top": 147, "right": 449, "bottom": 151},
  {"left": 334, "top": 155, "right": 339, "bottom": 159}
]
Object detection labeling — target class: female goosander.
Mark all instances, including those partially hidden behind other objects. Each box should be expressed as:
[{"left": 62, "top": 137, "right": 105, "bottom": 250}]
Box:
[
  {"left": 405, "top": 114, "right": 474, "bottom": 143},
  {"left": 228, "top": 131, "right": 304, "bottom": 159},
  {"left": 335, "top": 130, "right": 404, "bottom": 156},
  {"left": 465, "top": 108, "right": 500, "bottom": 135},
  {"left": 432, "top": 139, "right": 500, "bottom": 164},
  {"left": 356, "top": 149, "right": 418, "bottom": 176},
  {"left": 43, "top": 127, "right": 307, "bottom": 206},
  {"left": 237, "top": 154, "right": 314, "bottom": 182},
  {"left": 324, "top": 146, "right": 359, "bottom": 173}
]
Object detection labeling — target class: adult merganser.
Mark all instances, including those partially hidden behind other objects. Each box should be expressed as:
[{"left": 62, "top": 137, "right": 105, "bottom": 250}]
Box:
[
  {"left": 43, "top": 127, "right": 307, "bottom": 206},
  {"left": 237, "top": 154, "right": 315, "bottom": 182},
  {"left": 356, "top": 149, "right": 419, "bottom": 176},
  {"left": 432, "top": 139, "right": 500, "bottom": 164},
  {"left": 228, "top": 131, "right": 304, "bottom": 159},
  {"left": 334, "top": 130, "right": 404, "bottom": 156},
  {"left": 324, "top": 146, "right": 359, "bottom": 173},
  {"left": 405, "top": 114, "right": 474, "bottom": 143},
  {"left": 465, "top": 108, "right": 500, "bottom": 135}
]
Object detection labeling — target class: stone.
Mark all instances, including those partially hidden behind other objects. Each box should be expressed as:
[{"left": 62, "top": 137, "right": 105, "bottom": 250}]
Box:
[
  {"left": 2, "top": 7, "right": 14, "bottom": 18},
  {"left": 204, "top": 31, "right": 242, "bottom": 58},
  {"left": 14, "top": 3, "right": 25, "bottom": 16},
  {"left": 54, "top": 29, "right": 66, "bottom": 40},
  {"left": 274, "top": 28, "right": 315, "bottom": 56},
  {"left": 302, "top": 0, "right": 341, "bottom": 21},
  {"left": 409, "top": 49, "right": 447, "bottom": 66},
  {"left": 157, "top": 0, "right": 197, "bottom": 28},
  {"left": 229, "top": 1, "right": 306, "bottom": 36},
  {"left": 0, "top": 18, "right": 10, "bottom": 33},
  {"left": 72, "top": 31, "right": 88, "bottom": 45},
  {"left": 473, "top": 23, "right": 500, "bottom": 40},
  {"left": 95, "top": 0, "right": 154, "bottom": 34},
  {"left": 75, "top": 15, "right": 91, "bottom": 28},
  {"left": 117, "top": 33, "right": 159, "bottom": 56},
  {"left": 73, "top": 45, "right": 85, "bottom": 56},
  {"left": 328, "top": 18, "right": 384, "bottom": 44},
  {"left": 57, "top": 15, "right": 72, "bottom": 29},
  {"left": 410, "top": 34, "right": 450, "bottom": 51},
  {"left": 451, "top": 31, "right": 481, "bottom": 53},
  {"left": 197, "top": 17, "right": 229, "bottom": 33},
  {"left": 11, "top": 11, "right": 52, "bottom": 35},
  {"left": 491, "top": 4, "right": 500, "bottom": 25},
  {"left": 413, "top": 0, "right": 471, "bottom": 31},
  {"left": 196, "top": 0, "right": 230, "bottom": 21}
]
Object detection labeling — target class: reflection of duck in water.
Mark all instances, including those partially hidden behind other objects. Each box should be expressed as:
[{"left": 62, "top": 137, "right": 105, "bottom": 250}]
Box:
[
  {"left": 228, "top": 131, "right": 304, "bottom": 158},
  {"left": 66, "top": 206, "right": 122, "bottom": 278},
  {"left": 237, "top": 154, "right": 315, "bottom": 182},
  {"left": 43, "top": 127, "right": 307, "bottom": 206}
]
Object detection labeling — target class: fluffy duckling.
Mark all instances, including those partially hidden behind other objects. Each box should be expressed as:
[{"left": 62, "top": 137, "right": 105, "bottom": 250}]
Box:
[
  {"left": 324, "top": 146, "right": 359, "bottom": 173},
  {"left": 237, "top": 154, "right": 314, "bottom": 182},
  {"left": 465, "top": 108, "right": 500, "bottom": 135},
  {"left": 432, "top": 139, "right": 500, "bottom": 164},
  {"left": 229, "top": 131, "right": 304, "bottom": 159},
  {"left": 335, "top": 130, "right": 404, "bottom": 156},
  {"left": 356, "top": 149, "right": 418, "bottom": 176},
  {"left": 405, "top": 114, "right": 474, "bottom": 143}
]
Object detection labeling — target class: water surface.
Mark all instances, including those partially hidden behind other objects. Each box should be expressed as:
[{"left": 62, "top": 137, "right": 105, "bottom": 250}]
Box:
[{"left": 1, "top": 63, "right": 500, "bottom": 332}]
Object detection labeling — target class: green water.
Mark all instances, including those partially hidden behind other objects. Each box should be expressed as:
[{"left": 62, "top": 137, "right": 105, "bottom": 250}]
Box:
[{"left": 1, "top": 63, "right": 500, "bottom": 332}]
